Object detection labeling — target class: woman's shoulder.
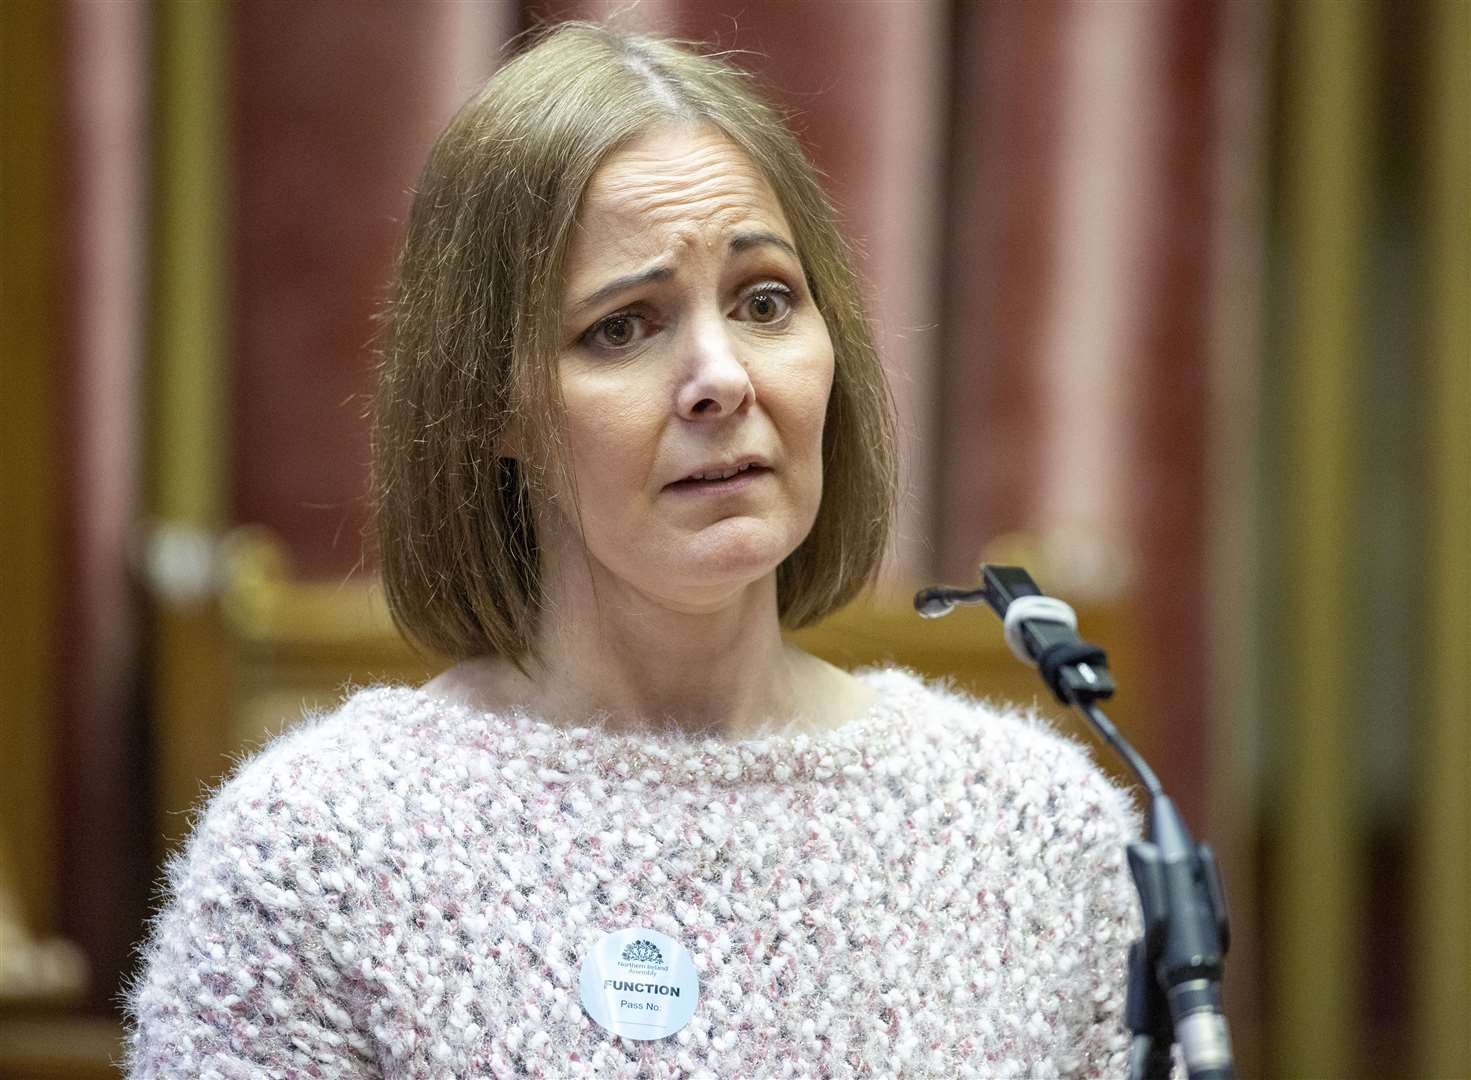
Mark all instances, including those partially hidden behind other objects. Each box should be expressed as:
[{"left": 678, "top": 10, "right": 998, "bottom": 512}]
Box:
[
  {"left": 223, "top": 684, "right": 424, "bottom": 779},
  {"left": 181, "top": 686, "right": 465, "bottom": 843},
  {"left": 127, "top": 689, "right": 435, "bottom": 1075},
  {"left": 858, "top": 665, "right": 1140, "bottom": 831}
]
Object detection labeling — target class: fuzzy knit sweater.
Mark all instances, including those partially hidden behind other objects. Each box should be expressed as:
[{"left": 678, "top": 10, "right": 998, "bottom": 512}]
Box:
[{"left": 126, "top": 667, "right": 1141, "bottom": 1079}]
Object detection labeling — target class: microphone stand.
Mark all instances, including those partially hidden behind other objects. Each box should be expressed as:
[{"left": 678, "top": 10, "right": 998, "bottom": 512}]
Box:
[{"left": 915, "top": 565, "right": 1234, "bottom": 1080}]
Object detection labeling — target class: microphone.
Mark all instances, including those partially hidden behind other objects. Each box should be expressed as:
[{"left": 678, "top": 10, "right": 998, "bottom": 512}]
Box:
[
  {"left": 913, "top": 565, "right": 1117, "bottom": 705},
  {"left": 912, "top": 585, "right": 981, "bottom": 619},
  {"left": 914, "top": 565, "right": 1233, "bottom": 1080}
]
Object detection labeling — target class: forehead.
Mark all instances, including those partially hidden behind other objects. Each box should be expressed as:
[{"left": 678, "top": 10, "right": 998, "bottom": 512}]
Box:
[{"left": 567, "top": 124, "right": 794, "bottom": 272}]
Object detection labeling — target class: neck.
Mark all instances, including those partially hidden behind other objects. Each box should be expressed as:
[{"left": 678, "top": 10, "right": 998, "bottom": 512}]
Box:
[
  {"left": 529, "top": 558, "right": 801, "bottom": 736},
  {"left": 423, "top": 526, "right": 874, "bottom": 737}
]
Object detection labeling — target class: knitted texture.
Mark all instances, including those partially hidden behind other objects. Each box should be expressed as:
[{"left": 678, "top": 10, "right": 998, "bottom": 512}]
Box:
[{"left": 126, "top": 668, "right": 1140, "bottom": 1079}]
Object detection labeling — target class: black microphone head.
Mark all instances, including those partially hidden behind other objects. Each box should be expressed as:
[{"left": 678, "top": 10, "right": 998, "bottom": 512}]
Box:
[{"left": 913, "top": 587, "right": 956, "bottom": 619}]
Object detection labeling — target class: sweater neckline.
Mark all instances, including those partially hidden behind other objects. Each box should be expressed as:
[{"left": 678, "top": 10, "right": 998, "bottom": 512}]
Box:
[{"left": 385, "top": 666, "right": 941, "bottom": 786}]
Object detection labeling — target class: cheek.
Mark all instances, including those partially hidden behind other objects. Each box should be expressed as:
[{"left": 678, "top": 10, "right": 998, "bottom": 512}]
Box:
[
  {"left": 560, "top": 379, "right": 665, "bottom": 500},
  {"left": 783, "top": 350, "right": 836, "bottom": 454},
  {"left": 801, "top": 318, "right": 837, "bottom": 416}
]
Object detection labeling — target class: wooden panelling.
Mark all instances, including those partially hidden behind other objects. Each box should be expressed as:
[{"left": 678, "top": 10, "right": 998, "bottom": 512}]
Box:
[
  {"left": 214, "top": 529, "right": 1151, "bottom": 796},
  {"left": 1272, "top": 2, "right": 1373, "bottom": 1074},
  {"left": 0, "top": 1013, "right": 123, "bottom": 1080},
  {"left": 147, "top": 0, "right": 231, "bottom": 858},
  {"left": 0, "top": 0, "right": 63, "bottom": 943},
  {"left": 1418, "top": 0, "right": 1471, "bottom": 1072}
]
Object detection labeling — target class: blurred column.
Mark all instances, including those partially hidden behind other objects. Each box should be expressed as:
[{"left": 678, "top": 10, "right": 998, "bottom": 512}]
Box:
[
  {"left": 1203, "top": 0, "right": 1274, "bottom": 1072},
  {"left": 230, "top": 1, "right": 510, "bottom": 576},
  {"left": 1029, "top": 0, "right": 1225, "bottom": 827},
  {"left": 944, "top": 0, "right": 1223, "bottom": 821},
  {"left": 1418, "top": 0, "right": 1470, "bottom": 1073},
  {"left": 56, "top": 0, "right": 152, "bottom": 1005},
  {"left": 1036, "top": 0, "right": 1164, "bottom": 581},
  {"left": 940, "top": 0, "right": 1069, "bottom": 578},
  {"left": 1125, "top": 2, "right": 1223, "bottom": 828},
  {"left": 1272, "top": 1, "right": 1373, "bottom": 1074},
  {"left": 0, "top": 0, "right": 64, "bottom": 949},
  {"left": 147, "top": 0, "right": 232, "bottom": 855}
]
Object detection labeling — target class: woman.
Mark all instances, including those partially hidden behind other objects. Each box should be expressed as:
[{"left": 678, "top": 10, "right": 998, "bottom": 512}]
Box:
[{"left": 128, "top": 23, "right": 1137, "bottom": 1079}]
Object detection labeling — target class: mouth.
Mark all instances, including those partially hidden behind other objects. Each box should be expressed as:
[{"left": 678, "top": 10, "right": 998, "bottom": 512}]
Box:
[{"left": 665, "top": 458, "right": 772, "bottom": 492}]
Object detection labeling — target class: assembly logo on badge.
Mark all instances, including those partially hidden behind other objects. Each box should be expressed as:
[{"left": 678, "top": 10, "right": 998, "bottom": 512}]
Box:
[
  {"left": 621, "top": 938, "right": 664, "bottom": 965},
  {"left": 579, "top": 926, "right": 699, "bottom": 1040}
]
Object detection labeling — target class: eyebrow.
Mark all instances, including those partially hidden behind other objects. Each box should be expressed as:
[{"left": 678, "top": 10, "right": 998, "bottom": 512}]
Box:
[
  {"left": 570, "top": 231, "right": 800, "bottom": 314},
  {"left": 572, "top": 264, "right": 675, "bottom": 315},
  {"left": 728, "top": 230, "right": 799, "bottom": 260}
]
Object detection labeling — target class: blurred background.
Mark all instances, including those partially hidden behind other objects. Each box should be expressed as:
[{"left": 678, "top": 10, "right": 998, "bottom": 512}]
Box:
[{"left": 2, "top": 0, "right": 1466, "bottom": 1076}]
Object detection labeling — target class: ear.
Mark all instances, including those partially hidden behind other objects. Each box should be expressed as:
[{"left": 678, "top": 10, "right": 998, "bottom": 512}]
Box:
[{"left": 496, "top": 417, "right": 523, "bottom": 461}]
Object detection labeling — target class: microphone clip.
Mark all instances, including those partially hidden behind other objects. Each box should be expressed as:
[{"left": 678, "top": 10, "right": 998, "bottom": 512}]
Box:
[{"left": 916, "top": 565, "right": 1117, "bottom": 706}]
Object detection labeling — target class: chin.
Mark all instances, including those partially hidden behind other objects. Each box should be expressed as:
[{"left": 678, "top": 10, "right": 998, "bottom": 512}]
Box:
[{"left": 655, "top": 518, "right": 802, "bottom": 599}]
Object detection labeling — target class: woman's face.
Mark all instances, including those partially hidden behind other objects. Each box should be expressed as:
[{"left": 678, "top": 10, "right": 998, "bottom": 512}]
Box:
[{"left": 540, "top": 123, "right": 834, "bottom": 614}]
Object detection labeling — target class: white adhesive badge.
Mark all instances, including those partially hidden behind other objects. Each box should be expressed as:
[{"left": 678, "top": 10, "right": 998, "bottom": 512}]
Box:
[{"left": 579, "top": 927, "right": 699, "bottom": 1041}]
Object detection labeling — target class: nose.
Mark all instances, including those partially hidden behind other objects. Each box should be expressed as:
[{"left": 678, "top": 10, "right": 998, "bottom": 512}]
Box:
[{"left": 675, "top": 320, "right": 755, "bottom": 420}]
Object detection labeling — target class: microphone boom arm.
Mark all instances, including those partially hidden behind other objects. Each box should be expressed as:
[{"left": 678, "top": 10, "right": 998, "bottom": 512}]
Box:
[{"left": 915, "top": 565, "right": 1234, "bottom": 1080}]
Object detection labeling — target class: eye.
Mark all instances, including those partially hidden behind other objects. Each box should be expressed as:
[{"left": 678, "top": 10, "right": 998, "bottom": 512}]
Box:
[
  {"left": 582, "top": 310, "right": 651, "bottom": 353},
  {"left": 738, "top": 283, "right": 794, "bottom": 325}
]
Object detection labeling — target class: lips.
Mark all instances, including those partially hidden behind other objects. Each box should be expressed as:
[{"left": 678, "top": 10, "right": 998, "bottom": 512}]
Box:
[
  {"left": 670, "top": 462, "right": 776, "bottom": 491},
  {"left": 685, "top": 462, "right": 758, "bottom": 482},
  {"left": 666, "top": 456, "right": 771, "bottom": 489}
]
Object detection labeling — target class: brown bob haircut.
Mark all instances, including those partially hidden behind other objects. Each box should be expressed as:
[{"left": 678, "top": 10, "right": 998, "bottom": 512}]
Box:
[{"left": 374, "top": 22, "right": 897, "bottom": 662}]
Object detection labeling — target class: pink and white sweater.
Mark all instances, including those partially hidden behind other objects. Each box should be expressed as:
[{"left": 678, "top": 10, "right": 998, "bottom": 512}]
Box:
[{"left": 126, "top": 667, "right": 1139, "bottom": 1078}]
